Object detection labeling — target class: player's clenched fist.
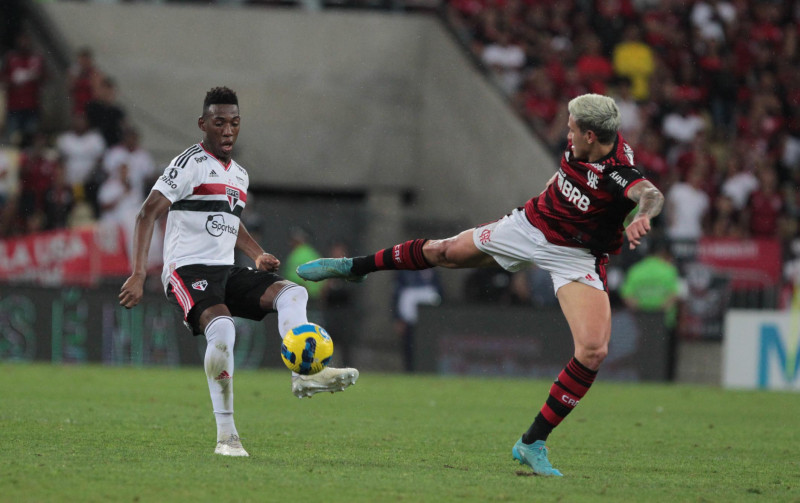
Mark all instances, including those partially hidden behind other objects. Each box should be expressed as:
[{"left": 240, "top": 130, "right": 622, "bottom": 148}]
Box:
[
  {"left": 119, "top": 273, "right": 145, "bottom": 308},
  {"left": 255, "top": 252, "right": 280, "bottom": 272}
]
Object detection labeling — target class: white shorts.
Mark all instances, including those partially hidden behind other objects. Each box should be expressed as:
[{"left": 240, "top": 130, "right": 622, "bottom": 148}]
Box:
[{"left": 472, "top": 208, "right": 608, "bottom": 294}]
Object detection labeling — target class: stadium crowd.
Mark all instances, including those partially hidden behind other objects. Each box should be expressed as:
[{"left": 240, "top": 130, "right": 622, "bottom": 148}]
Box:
[
  {"left": 445, "top": 0, "right": 800, "bottom": 309},
  {"left": 0, "top": 34, "right": 156, "bottom": 240},
  {"left": 1, "top": 0, "right": 799, "bottom": 314}
]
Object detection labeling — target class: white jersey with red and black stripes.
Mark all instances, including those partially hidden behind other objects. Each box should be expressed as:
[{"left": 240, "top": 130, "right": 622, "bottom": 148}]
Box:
[{"left": 152, "top": 142, "right": 249, "bottom": 291}]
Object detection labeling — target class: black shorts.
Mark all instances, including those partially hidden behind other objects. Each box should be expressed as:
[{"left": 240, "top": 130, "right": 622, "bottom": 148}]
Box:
[{"left": 166, "top": 264, "right": 283, "bottom": 335}]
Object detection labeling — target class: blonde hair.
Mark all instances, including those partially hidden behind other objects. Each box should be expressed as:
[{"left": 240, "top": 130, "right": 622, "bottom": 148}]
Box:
[{"left": 568, "top": 94, "right": 621, "bottom": 144}]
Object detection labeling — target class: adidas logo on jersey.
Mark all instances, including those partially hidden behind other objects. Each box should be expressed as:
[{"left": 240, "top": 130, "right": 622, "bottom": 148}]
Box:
[{"left": 210, "top": 169, "right": 218, "bottom": 177}]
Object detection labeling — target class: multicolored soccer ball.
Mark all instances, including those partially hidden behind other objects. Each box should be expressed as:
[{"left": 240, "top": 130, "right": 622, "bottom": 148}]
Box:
[{"left": 280, "top": 323, "right": 334, "bottom": 375}]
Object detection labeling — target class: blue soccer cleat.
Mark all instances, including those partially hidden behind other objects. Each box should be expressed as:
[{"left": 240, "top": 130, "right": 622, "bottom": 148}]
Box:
[
  {"left": 512, "top": 437, "right": 564, "bottom": 476},
  {"left": 296, "top": 258, "right": 366, "bottom": 283}
]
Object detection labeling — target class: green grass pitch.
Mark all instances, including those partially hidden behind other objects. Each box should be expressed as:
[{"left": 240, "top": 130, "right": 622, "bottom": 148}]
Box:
[{"left": 1, "top": 363, "right": 799, "bottom": 502}]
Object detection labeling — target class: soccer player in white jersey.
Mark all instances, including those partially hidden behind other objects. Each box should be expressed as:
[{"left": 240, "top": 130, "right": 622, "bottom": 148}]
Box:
[
  {"left": 297, "top": 94, "right": 665, "bottom": 476},
  {"left": 119, "top": 87, "right": 358, "bottom": 457}
]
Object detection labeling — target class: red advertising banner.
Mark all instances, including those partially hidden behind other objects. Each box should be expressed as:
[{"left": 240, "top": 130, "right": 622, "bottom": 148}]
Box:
[
  {"left": 697, "top": 237, "right": 782, "bottom": 290},
  {"left": 0, "top": 224, "right": 130, "bottom": 286}
]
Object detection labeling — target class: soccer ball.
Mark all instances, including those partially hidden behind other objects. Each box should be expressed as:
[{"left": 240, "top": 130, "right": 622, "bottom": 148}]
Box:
[{"left": 280, "top": 323, "right": 334, "bottom": 375}]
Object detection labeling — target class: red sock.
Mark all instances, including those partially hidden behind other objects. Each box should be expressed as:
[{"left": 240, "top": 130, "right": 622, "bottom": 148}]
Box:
[
  {"left": 522, "top": 357, "right": 598, "bottom": 443},
  {"left": 351, "top": 239, "right": 430, "bottom": 275}
]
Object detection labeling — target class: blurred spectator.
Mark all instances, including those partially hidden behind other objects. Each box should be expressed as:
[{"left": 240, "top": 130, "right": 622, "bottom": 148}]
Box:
[
  {"left": 665, "top": 167, "right": 710, "bottom": 241},
  {"left": 690, "top": 0, "right": 736, "bottom": 44},
  {"left": 612, "top": 24, "right": 655, "bottom": 101},
  {"left": 743, "top": 166, "right": 784, "bottom": 239},
  {"left": 515, "top": 68, "right": 559, "bottom": 147},
  {"left": 634, "top": 128, "right": 670, "bottom": 189},
  {"left": 102, "top": 126, "right": 155, "bottom": 199},
  {"left": 392, "top": 268, "right": 442, "bottom": 372},
  {"left": 85, "top": 76, "right": 126, "bottom": 147},
  {"left": 612, "top": 77, "right": 644, "bottom": 145},
  {"left": 321, "top": 241, "right": 359, "bottom": 366},
  {"left": 55, "top": 112, "right": 106, "bottom": 204},
  {"left": 707, "top": 194, "right": 744, "bottom": 238},
  {"left": 700, "top": 42, "right": 738, "bottom": 141},
  {"left": 43, "top": 162, "right": 75, "bottom": 230},
  {"left": 0, "top": 148, "right": 10, "bottom": 208},
  {"left": 720, "top": 155, "right": 759, "bottom": 211},
  {"left": 591, "top": 0, "right": 636, "bottom": 55},
  {"left": 619, "top": 240, "right": 681, "bottom": 328},
  {"left": 67, "top": 47, "right": 101, "bottom": 115},
  {"left": 281, "top": 226, "right": 324, "bottom": 303},
  {"left": 575, "top": 34, "right": 613, "bottom": 95},
  {"left": 0, "top": 148, "right": 15, "bottom": 237},
  {"left": 98, "top": 163, "right": 140, "bottom": 224},
  {"left": 481, "top": 32, "right": 526, "bottom": 96},
  {"left": 15, "top": 132, "right": 57, "bottom": 234},
  {"left": 524, "top": 265, "right": 559, "bottom": 308},
  {"left": 661, "top": 101, "right": 706, "bottom": 152},
  {"left": 97, "top": 162, "right": 143, "bottom": 257},
  {"left": 0, "top": 31, "right": 46, "bottom": 145},
  {"left": 675, "top": 131, "right": 718, "bottom": 196}
]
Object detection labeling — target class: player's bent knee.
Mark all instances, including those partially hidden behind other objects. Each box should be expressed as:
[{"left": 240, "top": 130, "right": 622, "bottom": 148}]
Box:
[
  {"left": 575, "top": 341, "right": 608, "bottom": 370},
  {"left": 273, "top": 283, "right": 308, "bottom": 307}
]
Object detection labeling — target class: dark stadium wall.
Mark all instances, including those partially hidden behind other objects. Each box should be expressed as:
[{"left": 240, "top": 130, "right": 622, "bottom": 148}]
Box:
[{"left": 40, "top": 1, "right": 552, "bottom": 223}]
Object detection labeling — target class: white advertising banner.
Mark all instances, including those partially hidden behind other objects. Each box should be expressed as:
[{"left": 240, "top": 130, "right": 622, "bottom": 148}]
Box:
[{"left": 723, "top": 310, "right": 800, "bottom": 390}]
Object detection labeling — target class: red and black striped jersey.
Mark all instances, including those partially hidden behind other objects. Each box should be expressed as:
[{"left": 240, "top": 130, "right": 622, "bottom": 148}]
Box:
[{"left": 524, "top": 134, "right": 646, "bottom": 255}]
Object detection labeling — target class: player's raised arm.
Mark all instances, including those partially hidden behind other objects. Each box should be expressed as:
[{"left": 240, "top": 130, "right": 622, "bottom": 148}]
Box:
[
  {"left": 624, "top": 180, "right": 664, "bottom": 250},
  {"left": 118, "top": 191, "right": 171, "bottom": 308}
]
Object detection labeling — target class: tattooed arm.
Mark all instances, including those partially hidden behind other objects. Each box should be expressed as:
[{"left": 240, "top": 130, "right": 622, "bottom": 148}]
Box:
[{"left": 624, "top": 180, "right": 664, "bottom": 250}]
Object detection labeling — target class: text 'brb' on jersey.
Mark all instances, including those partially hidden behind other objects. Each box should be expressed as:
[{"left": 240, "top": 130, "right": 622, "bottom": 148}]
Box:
[
  {"left": 524, "top": 134, "right": 646, "bottom": 255},
  {"left": 152, "top": 143, "right": 249, "bottom": 288}
]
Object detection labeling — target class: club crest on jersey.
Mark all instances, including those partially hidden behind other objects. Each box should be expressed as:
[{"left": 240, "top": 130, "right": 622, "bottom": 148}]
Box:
[
  {"left": 226, "top": 186, "right": 240, "bottom": 211},
  {"left": 623, "top": 143, "right": 634, "bottom": 165},
  {"left": 192, "top": 280, "right": 208, "bottom": 291},
  {"left": 586, "top": 170, "right": 599, "bottom": 189}
]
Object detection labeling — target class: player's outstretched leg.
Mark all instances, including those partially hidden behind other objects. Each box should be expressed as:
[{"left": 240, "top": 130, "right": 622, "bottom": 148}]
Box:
[
  {"left": 297, "top": 239, "right": 431, "bottom": 282},
  {"left": 512, "top": 438, "right": 563, "bottom": 476},
  {"left": 274, "top": 284, "right": 359, "bottom": 398}
]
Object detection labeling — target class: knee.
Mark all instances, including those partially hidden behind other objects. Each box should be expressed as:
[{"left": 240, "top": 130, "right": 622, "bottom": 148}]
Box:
[
  {"left": 575, "top": 341, "right": 609, "bottom": 370},
  {"left": 265, "top": 281, "right": 308, "bottom": 310},
  {"left": 425, "top": 238, "right": 459, "bottom": 267},
  {"left": 273, "top": 283, "right": 308, "bottom": 309}
]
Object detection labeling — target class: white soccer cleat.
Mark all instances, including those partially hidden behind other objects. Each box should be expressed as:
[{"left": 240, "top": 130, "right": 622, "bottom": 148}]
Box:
[
  {"left": 214, "top": 434, "right": 249, "bottom": 457},
  {"left": 291, "top": 367, "right": 359, "bottom": 398}
]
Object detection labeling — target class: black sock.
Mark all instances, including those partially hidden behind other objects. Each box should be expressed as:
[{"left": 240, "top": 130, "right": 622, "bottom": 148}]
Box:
[
  {"left": 522, "top": 413, "right": 555, "bottom": 444},
  {"left": 351, "top": 256, "right": 376, "bottom": 275}
]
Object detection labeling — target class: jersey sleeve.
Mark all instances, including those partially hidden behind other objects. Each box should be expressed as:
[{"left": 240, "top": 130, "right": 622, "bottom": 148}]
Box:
[
  {"left": 607, "top": 166, "right": 646, "bottom": 198},
  {"left": 152, "top": 162, "right": 197, "bottom": 203}
]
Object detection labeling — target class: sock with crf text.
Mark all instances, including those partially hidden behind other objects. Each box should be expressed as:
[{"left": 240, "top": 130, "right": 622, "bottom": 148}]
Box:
[
  {"left": 351, "top": 239, "right": 431, "bottom": 275},
  {"left": 522, "top": 357, "right": 598, "bottom": 444}
]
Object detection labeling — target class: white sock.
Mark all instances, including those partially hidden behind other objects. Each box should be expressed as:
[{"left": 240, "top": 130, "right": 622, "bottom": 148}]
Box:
[
  {"left": 204, "top": 316, "right": 238, "bottom": 441},
  {"left": 274, "top": 285, "right": 311, "bottom": 377},
  {"left": 274, "top": 285, "right": 310, "bottom": 338}
]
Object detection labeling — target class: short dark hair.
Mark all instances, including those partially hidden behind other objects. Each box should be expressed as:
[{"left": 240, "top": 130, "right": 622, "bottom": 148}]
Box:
[{"left": 203, "top": 87, "right": 238, "bottom": 115}]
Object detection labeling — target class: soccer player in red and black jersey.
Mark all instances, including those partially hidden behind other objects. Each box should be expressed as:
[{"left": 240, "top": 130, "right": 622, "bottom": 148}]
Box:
[{"left": 297, "top": 94, "right": 664, "bottom": 476}]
